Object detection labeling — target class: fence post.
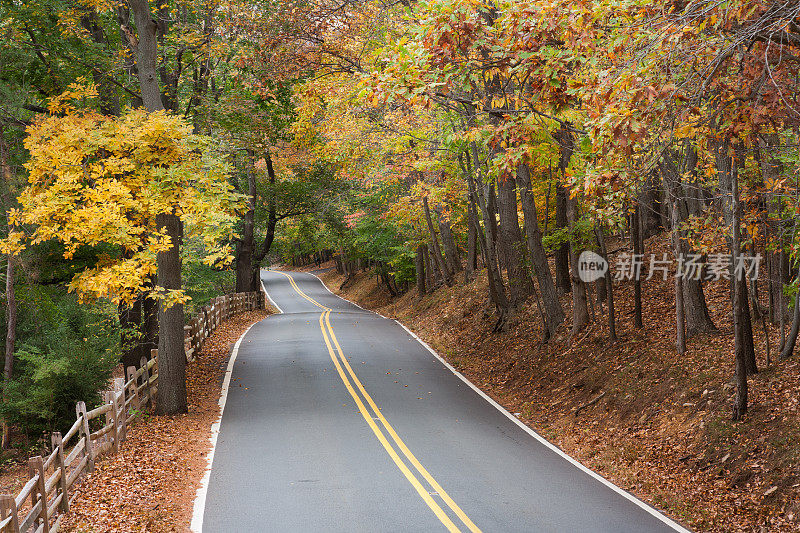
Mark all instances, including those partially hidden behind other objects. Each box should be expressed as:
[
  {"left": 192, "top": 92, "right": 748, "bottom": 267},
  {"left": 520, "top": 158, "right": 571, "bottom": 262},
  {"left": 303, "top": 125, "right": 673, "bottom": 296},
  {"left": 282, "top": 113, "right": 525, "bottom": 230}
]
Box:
[
  {"left": 0, "top": 494, "right": 20, "bottom": 532},
  {"left": 28, "top": 456, "right": 48, "bottom": 529},
  {"left": 51, "top": 432, "right": 69, "bottom": 513},
  {"left": 140, "top": 356, "right": 151, "bottom": 409},
  {"left": 104, "top": 391, "right": 119, "bottom": 454},
  {"left": 113, "top": 378, "right": 126, "bottom": 441},
  {"left": 150, "top": 349, "right": 158, "bottom": 407},
  {"left": 184, "top": 325, "right": 193, "bottom": 362},
  {"left": 126, "top": 366, "right": 140, "bottom": 415},
  {"left": 76, "top": 402, "right": 94, "bottom": 473}
]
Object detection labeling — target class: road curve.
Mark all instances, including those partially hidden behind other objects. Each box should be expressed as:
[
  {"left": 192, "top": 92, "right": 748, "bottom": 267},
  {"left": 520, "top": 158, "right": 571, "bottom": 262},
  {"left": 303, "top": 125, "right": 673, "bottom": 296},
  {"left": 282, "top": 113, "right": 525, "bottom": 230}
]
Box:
[{"left": 199, "top": 270, "right": 690, "bottom": 532}]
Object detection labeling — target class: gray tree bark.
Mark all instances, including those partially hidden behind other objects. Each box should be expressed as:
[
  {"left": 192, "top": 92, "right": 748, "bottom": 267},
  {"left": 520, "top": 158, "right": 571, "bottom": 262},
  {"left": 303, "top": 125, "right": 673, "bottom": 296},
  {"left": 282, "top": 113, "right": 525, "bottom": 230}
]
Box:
[
  {"left": 466, "top": 191, "right": 478, "bottom": 281},
  {"left": 464, "top": 148, "right": 509, "bottom": 322},
  {"left": 496, "top": 173, "right": 535, "bottom": 305},
  {"left": 423, "top": 196, "right": 453, "bottom": 287},
  {"left": 554, "top": 183, "right": 571, "bottom": 294},
  {"left": 660, "top": 151, "right": 717, "bottom": 337},
  {"left": 130, "top": 0, "right": 187, "bottom": 414},
  {"left": 517, "top": 162, "right": 565, "bottom": 336},
  {"left": 567, "top": 194, "right": 589, "bottom": 335},
  {"left": 630, "top": 205, "right": 643, "bottom": 328},
  {"left": 236, "top": 154, "right": 256, "bottom": 293},
  {"left": 437, "top": 209, "right": 462, "bottom": 276},
  {"left": 716, "top": 144, "right": 757, "bottom": 376}
]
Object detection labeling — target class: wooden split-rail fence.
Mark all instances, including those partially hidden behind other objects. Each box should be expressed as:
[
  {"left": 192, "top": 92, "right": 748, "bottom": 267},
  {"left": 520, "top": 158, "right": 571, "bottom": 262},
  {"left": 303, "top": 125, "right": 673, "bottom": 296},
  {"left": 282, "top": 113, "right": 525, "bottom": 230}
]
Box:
[{"left": 0, "top": 289, "right": 265, "bottom": 532}]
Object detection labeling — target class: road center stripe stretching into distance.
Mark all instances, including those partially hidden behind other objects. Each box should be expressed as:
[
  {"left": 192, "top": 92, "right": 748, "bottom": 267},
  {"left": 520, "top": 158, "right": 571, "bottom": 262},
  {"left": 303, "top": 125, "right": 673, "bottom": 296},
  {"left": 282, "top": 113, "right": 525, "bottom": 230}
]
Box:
[
  {"left": 201, "top": 270, "right": 691, "bottom": 532},
  {"left": 304, "top": 269, "right": 691, "bottom": 532},
  {"left": 276, "top": 270, "right": 480, "bottom": 533}
]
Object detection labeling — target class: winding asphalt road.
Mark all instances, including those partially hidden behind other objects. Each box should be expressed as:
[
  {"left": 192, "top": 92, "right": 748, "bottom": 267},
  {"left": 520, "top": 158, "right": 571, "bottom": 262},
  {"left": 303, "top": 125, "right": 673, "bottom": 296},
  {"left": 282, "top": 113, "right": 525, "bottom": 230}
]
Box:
[{"left": 199, "top": 270, "right": 690, "bottom": 532}]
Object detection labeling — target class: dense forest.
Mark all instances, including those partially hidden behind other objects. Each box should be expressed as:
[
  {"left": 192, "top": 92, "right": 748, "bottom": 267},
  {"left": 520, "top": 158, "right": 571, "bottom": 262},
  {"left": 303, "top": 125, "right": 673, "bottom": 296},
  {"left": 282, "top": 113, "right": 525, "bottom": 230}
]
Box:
[{"left": 1, "top": 0, "right": 800, "bottom": 525}]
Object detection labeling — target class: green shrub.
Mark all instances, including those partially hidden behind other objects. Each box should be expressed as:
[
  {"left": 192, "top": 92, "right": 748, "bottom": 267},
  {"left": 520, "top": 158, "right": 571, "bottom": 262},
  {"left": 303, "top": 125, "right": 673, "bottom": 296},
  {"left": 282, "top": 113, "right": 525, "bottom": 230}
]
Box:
[{"left": 1, "top": 286, "right": 118, "bottom": 437}]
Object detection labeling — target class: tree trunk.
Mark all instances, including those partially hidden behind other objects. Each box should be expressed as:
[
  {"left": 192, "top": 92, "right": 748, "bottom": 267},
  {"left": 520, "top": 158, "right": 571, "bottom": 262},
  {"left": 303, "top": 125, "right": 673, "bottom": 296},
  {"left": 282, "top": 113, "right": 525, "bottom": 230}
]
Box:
[
  {"left": 130, "top": 0, "right": 188, "bottom": 415},
  {"left": 119, "top": 298, "right": 143, "bottom": 369},
  {"left": 554, "top": 182, "right": 571, "bottom": 293},
  {"left": 253, "top": 152, "right": 279, "bottom": 285},
  {"left": 486, "top": 181, "right": 502, "bottom": 276},
  {"left": 727, "top": 149, "right": 749, "bottom": 418},
  {"left": 466, "top": 190, "right": 478, "bottom": 281},
  {"left": 437, "top": 209, "right": 462, "bottom": 276},
  {"left": 640, "top": 171, "right": 665, "bottom": 238},
  {"left": 779, "top": 271, "right": 800, "bottom": 360},
  {"left": 630, "top": 205, "right": 644, "bottom": 328},
  {"left": 423, "top": 196, "right": 453, "bottom": 286},
  {"left": 464, "top": 147, "right": 510, "bottom": 321},
  {"left": 517, "top": 162, "right": 565, "bottom": 336},
  {"left": 716, "top": 145, "right": 757, "bottom": 377},
  {"left": 567, "top": 193, "right": 589, "bottom": 335},
  {"left": 661, "top": 151, "right": 717, "bottom": 337},
  {"left": 669, "top": 188, "right": 687, "bottom": 354},
  {"left": 595, "top": 227, "right": 616, "bottom": 341},
  {"left": 496, "top": 173, "right": 535, "bottom": 305},
  {"left": 422, "top": 244, "right": 438, "bottom": 293},
  {"left": 80, "top": 10, "right": 121, "bottom": 117},
  {"left": 156, "top": 213, "right": 187, "bottom": 414},
  {"left": 2, "top": 255, "right": 17, "bottom": 449},
  {"left": 129, "top": 0, "right": 163, "bottom": 113},
  {"left": 554, "top": 124, "right": 588, "bottom": 335},
  {"left": 236, "top": 155, "right": 256, "bottom": 292},
  {"left": 415, "top": 244, "right": 426, "bottom": 296}
]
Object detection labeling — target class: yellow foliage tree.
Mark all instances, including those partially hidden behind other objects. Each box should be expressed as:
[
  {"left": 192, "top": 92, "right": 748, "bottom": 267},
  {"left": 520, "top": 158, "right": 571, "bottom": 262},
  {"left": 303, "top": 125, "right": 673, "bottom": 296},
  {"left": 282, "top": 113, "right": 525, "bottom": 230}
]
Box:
[{"left": 5, "top": 100, "right": 245, "bottom": 306}]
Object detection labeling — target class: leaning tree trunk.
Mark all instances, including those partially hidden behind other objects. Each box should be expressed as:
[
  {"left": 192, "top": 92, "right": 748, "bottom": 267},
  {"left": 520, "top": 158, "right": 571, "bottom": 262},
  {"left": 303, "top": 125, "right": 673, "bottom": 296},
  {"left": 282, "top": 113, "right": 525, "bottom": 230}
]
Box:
[
  {"left": 130, "top": 0, "right": 187, "bottom": 415},
  {"left": 517, "top": 162, "right": 565, "bottom": 336},
  {"left": 780, "top": 270, "right": 800, "bottom": 360}
]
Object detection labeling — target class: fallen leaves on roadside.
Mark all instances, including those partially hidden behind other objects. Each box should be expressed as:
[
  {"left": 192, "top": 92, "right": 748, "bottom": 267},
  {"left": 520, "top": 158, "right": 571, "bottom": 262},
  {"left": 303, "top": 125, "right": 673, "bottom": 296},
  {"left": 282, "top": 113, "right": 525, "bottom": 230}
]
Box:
[{"left": 61, "top": 309, "right": 271, "bottom": 533}]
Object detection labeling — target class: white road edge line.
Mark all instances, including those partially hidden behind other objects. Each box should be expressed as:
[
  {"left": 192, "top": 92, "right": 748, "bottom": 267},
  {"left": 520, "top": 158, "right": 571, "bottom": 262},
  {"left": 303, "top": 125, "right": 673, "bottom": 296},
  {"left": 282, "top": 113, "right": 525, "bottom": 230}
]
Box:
[
  {"left": 190, "top": 275, "right": 279, "bottom": 531},
  {"left": 262, "top": 275, "right": 284, "bottom": 314},
  {"left": 308, "top": 271, "right": 692, "bottom": 533}
]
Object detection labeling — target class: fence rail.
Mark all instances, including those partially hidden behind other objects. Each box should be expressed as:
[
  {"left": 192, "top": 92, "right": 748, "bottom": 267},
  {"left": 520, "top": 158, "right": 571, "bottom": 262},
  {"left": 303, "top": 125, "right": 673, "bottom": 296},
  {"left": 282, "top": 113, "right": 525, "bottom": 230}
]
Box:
[{"left": 0, "top": 289, "right": 265, "bottom": 532}]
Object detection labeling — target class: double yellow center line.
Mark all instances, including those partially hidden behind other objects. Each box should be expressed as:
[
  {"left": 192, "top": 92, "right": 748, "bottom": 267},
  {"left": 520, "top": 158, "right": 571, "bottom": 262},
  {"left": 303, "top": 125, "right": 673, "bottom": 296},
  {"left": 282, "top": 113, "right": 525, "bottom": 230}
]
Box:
[{"left": 275, "top": 271, "right": 480, "bottom": 533}]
